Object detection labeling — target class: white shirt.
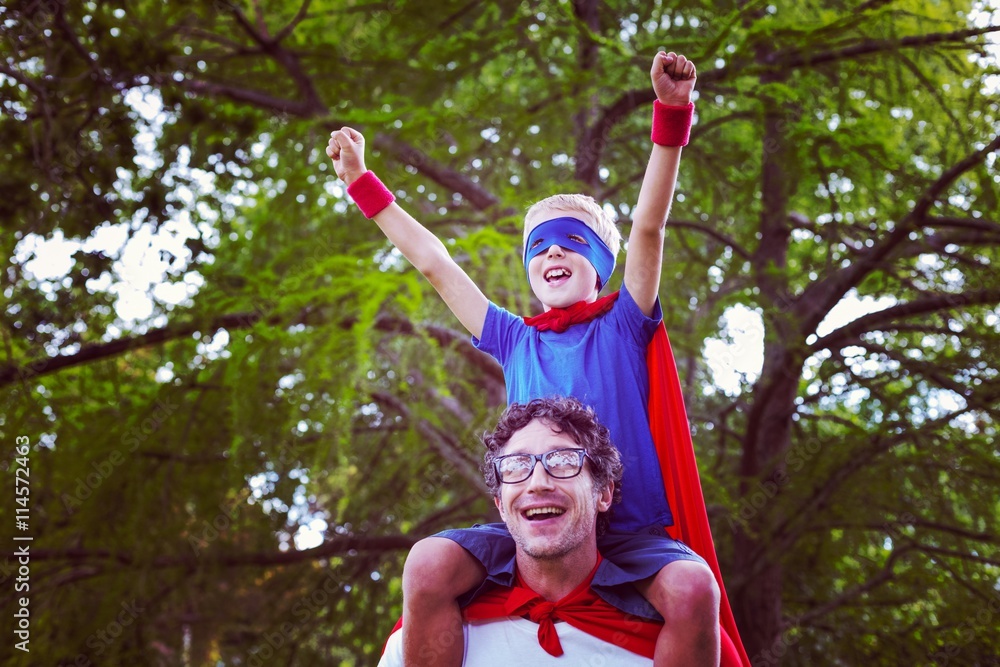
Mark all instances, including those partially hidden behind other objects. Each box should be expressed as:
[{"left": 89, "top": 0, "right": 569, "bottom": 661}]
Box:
[{"left": 377, "top": 617, "right": 652, "bottom": 666}]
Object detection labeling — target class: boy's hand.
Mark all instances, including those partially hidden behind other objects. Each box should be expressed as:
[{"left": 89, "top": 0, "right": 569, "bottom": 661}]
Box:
[
  {"left": 650, "top": 52, "right": 697, "bottom": 106},
  {"left": 326, "top": 127, "right": 367, "bottom": 185}
]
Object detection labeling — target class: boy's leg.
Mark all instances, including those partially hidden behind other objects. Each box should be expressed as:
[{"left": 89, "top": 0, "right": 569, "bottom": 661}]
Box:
[
  {"left": 402, "top": 536, "right": 486, "bottom": 667},
  {"left": 636, "top": 559, "right": 720, "bottom": 667}
]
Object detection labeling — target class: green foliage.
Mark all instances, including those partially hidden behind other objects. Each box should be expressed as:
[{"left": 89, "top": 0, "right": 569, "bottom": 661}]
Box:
[{"left": 1, "top": 0, "right": 998, "bottom": 664}]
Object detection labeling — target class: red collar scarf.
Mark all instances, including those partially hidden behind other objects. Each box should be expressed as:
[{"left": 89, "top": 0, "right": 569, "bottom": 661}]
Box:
[
  {"left": 521, "top": 292, "right": 620, "bottom": 333},
  {"left": 462, "top": 555, "right": 660, "bottom": 658},
  {"left": 383, "top": 558, "right": 660, "bottom": 659}
]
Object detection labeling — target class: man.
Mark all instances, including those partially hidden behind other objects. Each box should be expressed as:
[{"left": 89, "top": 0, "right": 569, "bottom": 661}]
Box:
[{"left": 379, "top": 397, "right": 719, "bottom": 665}]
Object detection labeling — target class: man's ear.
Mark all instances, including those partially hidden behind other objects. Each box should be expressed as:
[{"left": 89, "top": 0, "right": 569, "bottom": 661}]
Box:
[
  {"left": 596, "top": 481, "right": 614, "bottom": 513},
  {"left": 494, "top": 494, "right": 504, "bottom": 516}
]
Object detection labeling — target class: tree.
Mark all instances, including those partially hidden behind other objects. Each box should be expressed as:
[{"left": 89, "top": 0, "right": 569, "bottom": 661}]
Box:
[{"left": 1, "top": 0, "right": 998, "bottom": 664}]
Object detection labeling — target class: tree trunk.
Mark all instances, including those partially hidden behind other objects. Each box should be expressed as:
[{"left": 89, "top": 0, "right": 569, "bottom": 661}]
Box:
[
  {"left": 731, "top": 57, "right": 803, "bottom": 658},
  {"left": 733, "top": 547, "right": 786, "bottom": 662},
  {"left": 572, "top": 0, "right": 602, "bottom": 191},
  {"left": 733, "top": 362, "right": 801, "bottom": 659}
]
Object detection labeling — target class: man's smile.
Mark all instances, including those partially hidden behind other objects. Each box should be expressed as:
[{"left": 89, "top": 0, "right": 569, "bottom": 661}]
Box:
[{"left": 522, "top": 505, "right": 567, "bottom": 521}]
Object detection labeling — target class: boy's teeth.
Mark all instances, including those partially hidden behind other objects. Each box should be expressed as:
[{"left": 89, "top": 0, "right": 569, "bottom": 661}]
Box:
[{"left": 545, "top": 268, "right": 570, "bottom": 280}]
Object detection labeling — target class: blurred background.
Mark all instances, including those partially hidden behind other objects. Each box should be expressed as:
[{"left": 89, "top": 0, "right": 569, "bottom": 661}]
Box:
[{"left": 1, "top": 0, "right": 998, "bottom": 664}]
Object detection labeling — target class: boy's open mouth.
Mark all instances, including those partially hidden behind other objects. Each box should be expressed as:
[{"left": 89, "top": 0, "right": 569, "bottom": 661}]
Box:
[{"left": 544, "top": 268, "right": 572, "bottom": 283}]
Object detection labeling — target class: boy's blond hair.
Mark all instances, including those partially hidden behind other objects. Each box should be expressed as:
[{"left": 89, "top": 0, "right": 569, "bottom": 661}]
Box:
[{"left": 523, "top": 194, "right": 622, "bottom": 257}]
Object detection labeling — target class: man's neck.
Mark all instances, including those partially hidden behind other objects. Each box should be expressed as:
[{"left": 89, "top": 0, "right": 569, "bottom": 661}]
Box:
[{"left": 514, "top": 544, "right": 599, "bottom": 601}]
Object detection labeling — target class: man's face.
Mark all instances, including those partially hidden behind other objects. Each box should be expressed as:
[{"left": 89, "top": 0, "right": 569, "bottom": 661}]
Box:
[{"left": 493, "top": 419, "right": 613, "bottom": 561}]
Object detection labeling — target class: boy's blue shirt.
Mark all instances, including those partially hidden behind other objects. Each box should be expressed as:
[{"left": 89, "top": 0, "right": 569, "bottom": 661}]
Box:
[{"left": 472, "top": 283, "right": 673, "bottom": 531}]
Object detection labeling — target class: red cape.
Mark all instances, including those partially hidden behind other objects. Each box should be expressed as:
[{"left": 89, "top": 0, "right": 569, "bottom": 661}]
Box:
[
  {"left": 386, "top": 304, "right": 750, "bottom": 664},
  {"left": 647, "top": 323, "right": 750, "bottom": 666}
]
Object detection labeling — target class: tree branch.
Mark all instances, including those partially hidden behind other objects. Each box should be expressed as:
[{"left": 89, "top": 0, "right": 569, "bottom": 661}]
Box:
[
  {"left": 141, "top": 50, "right": 501, "bottom": 208},
  {"left": 222, "top": 1, "right": 272, "bottom": 48},
  {"left": 228, "top": 0, "right": 327, "bottom": 114},
  {"left": 162, "top": 71, "right": 503, "bottom": 207},
  {"left": 909, "top": 518, "right": 1000, "bottom": 545},
  {"left": 767, "top": 25, "right": 1000, "bottom": 70},
  {"left": 388, "top": 321, "right": 504, "bottom": 393},
  {"left": 0, "top": 310, "right": 267, "bottom": 388},
  {"left": 853, "top": 0, "right": 895, "bottom": 12},
  {"left": 371, "top": 391, "right": 488, "bottom": 494},
  {"left": 915, "top": 545, "right": 1000, "bottom": 567},
  {"left": 741, "top": 407, "right": 973, "bottom": 580},
  {"left": 907, "top": 135, "right": 1000, "bottom": 225},
  {"left": 0, "top": 63, "right": 48, "bottom": 99},
  {"left": 806, "top": 519, "right": 1000, "bottom": 546},
  {"left": 810, "top": 288, "right": 1000, "bottom": 352},
  {"left": 0, "top": 310, "right": 503, "bottom": 392},
  {"left": 795, "top": 546, "right": 914, "bottom": 627},
  {"left": 138, "top": 451, "right": 230, "bottom": 464},
  {"left": 664, "top": 220, "right": 753, "bottom": 259},
  {"left": 797, "top": 134, "right": 1000, "bottom": 333},
  {"left": 52, "top": 2, "right": 109, "bottom": 85},
  {"left": 370, "top": 133, "right": 505, "bottom": 212},
  {"left": 273, "top": 0, "right": 314, "bottom": 44},
  {"left": 153, "top": 73, "right": 323, "bottom": 116},
  {"left": 412, "top": 491, "right": 488, "bottom": 534},
  {"left": 576, "top": 25, "right": 997, "bottom": 188},
  {"left": 575, "top": 65, "right": 733, "bottom": 185},
  {"left": 31, "top": 534, "right": 418, "bottom": 569},
  {"left": 924, "top": 216, "right": 1000, "bottom": 233}
]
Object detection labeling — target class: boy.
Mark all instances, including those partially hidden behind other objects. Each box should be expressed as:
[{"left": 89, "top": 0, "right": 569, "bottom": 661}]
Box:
[{"left": 328, "top": 53, "right": 732, "bottom": 666}]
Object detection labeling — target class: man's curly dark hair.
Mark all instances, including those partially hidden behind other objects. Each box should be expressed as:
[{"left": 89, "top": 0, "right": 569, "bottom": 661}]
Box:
[{"left": 481, "top": 396, "right": 623, "bottom": 536}]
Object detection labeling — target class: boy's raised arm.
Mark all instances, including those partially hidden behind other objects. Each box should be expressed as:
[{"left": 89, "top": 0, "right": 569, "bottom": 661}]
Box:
[
  {"left": 327, "top": 127, "right": 489, "bottom": 339},
  {"left": 624, "top": 52, "right": 697, "bottom": 317}
]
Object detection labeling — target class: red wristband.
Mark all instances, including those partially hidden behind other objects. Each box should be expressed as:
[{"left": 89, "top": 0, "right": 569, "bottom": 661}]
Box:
[
  {"left": 651, "top": 100, "right": 694, "bottom": 147},
  {"left": 346, "top": 170, "right": 395, "bottom": 218}
]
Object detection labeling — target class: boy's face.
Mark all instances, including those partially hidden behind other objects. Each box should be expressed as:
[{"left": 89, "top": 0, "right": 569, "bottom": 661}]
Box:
[{"left": 526, "top": 209, "right": 602, "bottom": 311}]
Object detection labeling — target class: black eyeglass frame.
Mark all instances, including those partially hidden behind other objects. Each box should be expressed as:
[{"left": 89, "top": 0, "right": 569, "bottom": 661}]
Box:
[{"left": 493, "top": 448, "right": 591, "bottom": 485}]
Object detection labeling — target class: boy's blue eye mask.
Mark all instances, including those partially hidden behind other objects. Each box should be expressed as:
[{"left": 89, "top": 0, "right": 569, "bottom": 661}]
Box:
[{"left": 523, "top": 217, "right": 616, "bottom": 290}]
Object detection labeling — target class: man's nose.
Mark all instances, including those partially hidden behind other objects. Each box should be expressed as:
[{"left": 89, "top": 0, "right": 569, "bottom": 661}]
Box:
[{"left": 524, "top": 460, "right": 555, "bottom": 491}]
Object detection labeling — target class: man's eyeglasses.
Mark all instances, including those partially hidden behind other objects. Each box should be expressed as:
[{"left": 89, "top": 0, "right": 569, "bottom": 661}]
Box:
[{"left": 493, "top": 448, "right": 590, "bottom": 484}]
